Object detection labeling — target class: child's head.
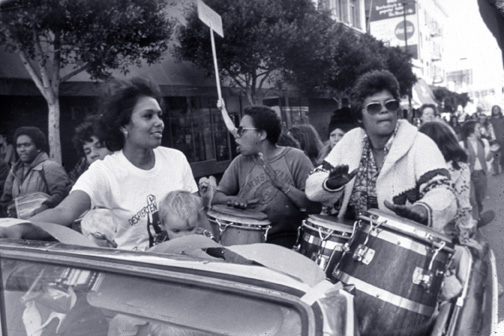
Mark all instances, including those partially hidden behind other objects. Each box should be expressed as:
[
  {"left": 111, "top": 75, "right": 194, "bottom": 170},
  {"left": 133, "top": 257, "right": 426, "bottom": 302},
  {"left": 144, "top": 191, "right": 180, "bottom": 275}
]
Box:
[{"left": 158, "top": 190, "right": 212, "bottom": 240}]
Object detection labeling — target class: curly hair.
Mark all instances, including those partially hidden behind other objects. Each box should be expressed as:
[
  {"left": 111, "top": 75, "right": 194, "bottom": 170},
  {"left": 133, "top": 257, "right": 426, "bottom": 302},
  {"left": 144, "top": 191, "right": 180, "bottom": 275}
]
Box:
[
  {"left": 419, "top": 121, "right": 467, "bottom": 170},
  {"left": 72, "top": 115, "right": 101, "bottom": 156},
  {"left": 13, "top": 126, "right": 47, "bottom": 152},
  {"left": 243, "top": 105, "right": 282, "bottom": 145},
  {"left": 350, "top": 70, "right": 401, "bottom": 121},
  {"left": 97, "top": 76, "right": 165, "bottom": 151}
]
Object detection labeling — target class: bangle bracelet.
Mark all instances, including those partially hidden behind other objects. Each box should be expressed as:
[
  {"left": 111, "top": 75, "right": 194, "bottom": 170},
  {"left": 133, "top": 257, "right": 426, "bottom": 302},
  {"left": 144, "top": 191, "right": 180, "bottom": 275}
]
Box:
[{"left": 282, "top": 185, "right": 292, "bottom": 194}]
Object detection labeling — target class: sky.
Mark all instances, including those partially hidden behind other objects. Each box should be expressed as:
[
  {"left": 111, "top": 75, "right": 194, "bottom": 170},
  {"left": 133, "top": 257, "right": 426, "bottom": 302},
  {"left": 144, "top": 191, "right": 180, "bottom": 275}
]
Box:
[{"left": 442, "top": 0, "right": 504, "bottom": 107}]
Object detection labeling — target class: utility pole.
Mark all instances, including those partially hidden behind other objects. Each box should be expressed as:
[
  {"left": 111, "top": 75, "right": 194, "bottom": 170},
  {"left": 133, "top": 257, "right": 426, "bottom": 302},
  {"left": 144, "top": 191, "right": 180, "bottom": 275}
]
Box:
[{"left": 403, "top": 0, "right": 413, "bottom": 121}]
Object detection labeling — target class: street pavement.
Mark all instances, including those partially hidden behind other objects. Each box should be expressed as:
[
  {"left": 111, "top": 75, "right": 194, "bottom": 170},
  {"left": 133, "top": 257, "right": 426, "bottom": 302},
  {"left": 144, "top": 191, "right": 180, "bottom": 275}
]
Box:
[{"left": 479, "top": 172, "right": 504, "bottom": 321}]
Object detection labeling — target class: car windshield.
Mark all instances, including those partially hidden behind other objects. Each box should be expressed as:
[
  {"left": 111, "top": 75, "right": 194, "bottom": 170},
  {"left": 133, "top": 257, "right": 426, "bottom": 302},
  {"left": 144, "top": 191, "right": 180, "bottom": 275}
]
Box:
[{"left": 1, "top": 258, "right": 304, "bottom": 336}]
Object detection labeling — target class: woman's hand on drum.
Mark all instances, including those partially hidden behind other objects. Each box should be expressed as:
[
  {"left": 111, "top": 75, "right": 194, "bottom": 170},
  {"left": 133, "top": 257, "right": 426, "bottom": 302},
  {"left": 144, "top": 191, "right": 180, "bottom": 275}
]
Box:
[
  {"left": 384, "top": 200, "right": 428, "bottom": 225},
  {"left": 226, "top": 198, "right": 259, "bottom": 209},
  {"left": 325, "top": 165, "right": 358, "bottom": 190}
]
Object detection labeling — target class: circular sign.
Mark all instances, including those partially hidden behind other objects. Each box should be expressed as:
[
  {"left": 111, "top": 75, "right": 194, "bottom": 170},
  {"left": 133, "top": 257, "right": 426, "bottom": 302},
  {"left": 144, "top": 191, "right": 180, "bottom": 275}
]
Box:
[{"left": 395, "top": 20, "right": 414, "bottom": 41}]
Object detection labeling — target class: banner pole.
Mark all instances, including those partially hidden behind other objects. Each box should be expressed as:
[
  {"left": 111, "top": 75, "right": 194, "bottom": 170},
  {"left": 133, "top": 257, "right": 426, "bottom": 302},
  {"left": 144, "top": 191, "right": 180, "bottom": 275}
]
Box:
[{"left": 210, "top": 29, "right": 222, "bottom": 100}]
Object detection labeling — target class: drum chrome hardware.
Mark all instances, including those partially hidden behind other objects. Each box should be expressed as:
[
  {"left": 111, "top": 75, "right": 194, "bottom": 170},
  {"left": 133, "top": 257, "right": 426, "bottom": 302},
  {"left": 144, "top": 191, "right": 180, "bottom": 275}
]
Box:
[
  {"left": 364, "top": 215, "right": 385, "bottom": 245},
  {"left": 411, "top": 240, "right": 447, "bottom": 290},
  {"left": 263, "top": 225, "right": 270, "bottom": 242},
  {"left": 352, "top": 244, "right": 375, "bottom": 264},
  {"left": 206, "top": 205, "right": 271, "bottom": 246},
  {"left": 215, "top": 218, "right": 231, "bottom": 235},
  {"left": 295, "top": 215, "right": 355, "bottom": 278},
  {"left": 338, "top": 209, "right": 455, "bottom": 336}
]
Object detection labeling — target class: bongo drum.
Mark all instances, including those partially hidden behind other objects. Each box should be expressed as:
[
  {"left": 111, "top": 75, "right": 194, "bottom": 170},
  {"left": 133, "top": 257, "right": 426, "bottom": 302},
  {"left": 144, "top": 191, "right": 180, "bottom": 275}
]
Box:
[
  {"left": 332, "top": 209, "right": 454, "bottom": 336},
  {"left": 206, "top": 204, "right": 271, "bottom": 246},
  {"left": 296, "top": 215, "right": 355, "bottom": 279}
]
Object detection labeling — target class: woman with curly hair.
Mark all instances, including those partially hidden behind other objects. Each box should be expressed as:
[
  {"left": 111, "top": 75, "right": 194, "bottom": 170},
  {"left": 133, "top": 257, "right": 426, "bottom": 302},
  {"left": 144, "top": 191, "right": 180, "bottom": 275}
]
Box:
[
  {"left": 0, "top": 77, "right": 197, "bottom": 250},
  {"left": 306, "top": 70, "right": 456, "bottom": 230}
]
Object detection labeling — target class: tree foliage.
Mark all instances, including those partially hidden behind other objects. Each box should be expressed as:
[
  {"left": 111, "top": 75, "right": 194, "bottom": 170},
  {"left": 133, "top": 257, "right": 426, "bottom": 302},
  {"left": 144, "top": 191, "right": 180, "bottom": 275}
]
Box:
[
  {"left": 176, "top": 0, "right": 331, "bottom": 105},
  {"left": 0, "top": 0, "right": 175, "bottom": 162},
  {"left": 432, "top": 86, "right": 471, "bottom": 112},
  {"left": 176, "top": 0, "right": 416, "bottom": 105},
  {"left": 289, "top": 24, "right": 417, "bottom": 99}
]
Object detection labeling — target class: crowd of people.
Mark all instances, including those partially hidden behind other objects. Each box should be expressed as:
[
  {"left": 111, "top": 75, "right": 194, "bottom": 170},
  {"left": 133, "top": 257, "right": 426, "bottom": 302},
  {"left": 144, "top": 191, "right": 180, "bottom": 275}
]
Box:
[
  {"left": 0, "top": 70, "right": 499, "bottom": 252},
  {"left": 0, "top": 69, "right": 499, "bottom": 335}
]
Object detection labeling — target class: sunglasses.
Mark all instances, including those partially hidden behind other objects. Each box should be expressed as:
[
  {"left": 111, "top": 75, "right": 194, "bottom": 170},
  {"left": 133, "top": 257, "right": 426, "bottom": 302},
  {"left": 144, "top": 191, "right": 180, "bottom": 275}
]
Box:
[
  {"left": 236, "top": 126, "right": 257, "bottom": 137},
  {"left": 364, "top": 99, "right": 400, "bottom": 114}
]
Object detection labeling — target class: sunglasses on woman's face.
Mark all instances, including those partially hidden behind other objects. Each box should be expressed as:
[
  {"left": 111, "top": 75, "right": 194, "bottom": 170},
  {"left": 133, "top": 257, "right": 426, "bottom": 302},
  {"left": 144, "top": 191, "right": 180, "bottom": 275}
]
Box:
[
  {"left": 364, "top": 99, "right": 400, "bottom": 114},
  {"left": 236, "top": 126, "right": 257, "bottom": 137}
]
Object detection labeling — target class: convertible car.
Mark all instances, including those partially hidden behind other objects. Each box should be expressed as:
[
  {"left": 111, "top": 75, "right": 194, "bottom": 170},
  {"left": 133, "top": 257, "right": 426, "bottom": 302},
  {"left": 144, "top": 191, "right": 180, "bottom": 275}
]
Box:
[{"left": 0, "top": 211, "right": 498, "bottom": 336}]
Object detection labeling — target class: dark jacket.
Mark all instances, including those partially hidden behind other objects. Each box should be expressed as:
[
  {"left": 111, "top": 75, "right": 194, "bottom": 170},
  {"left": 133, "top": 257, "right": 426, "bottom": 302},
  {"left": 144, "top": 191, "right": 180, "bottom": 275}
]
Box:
[{"left": 0, "top": 152, "right": 70, "bottom": 213}]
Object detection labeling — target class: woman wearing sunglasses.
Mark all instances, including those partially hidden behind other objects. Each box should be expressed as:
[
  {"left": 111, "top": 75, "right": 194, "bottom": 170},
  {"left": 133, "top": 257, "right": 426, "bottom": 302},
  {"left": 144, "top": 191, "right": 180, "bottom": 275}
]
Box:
[{"left": 305, "top": 70, "right": 456, "bottom": 230}]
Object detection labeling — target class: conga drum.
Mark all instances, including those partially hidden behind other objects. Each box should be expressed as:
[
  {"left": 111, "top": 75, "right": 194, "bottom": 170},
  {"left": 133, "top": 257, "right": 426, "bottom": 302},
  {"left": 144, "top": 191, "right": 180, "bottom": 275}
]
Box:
[
  {"left": 332, "top": 209, "right": 454, "bottom": 336},
  {"left": 206, "top": 204, "right": 271, "bottom": 246},
  {"left": 295, "top": 214, "right": 355, "bottom": 279}
]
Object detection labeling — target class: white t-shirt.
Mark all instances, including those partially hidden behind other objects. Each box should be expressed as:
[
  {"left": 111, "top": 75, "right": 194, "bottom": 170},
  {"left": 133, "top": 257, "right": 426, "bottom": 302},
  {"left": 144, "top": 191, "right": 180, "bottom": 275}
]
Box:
[{"left": 72, "top": 147, "right": 197, "bottom": 250}]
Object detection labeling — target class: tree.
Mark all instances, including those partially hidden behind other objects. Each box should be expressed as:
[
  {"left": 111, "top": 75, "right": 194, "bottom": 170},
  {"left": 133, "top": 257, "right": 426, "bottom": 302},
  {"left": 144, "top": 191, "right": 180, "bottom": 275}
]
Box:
[
  {"left": 283, "top": 23, "right": 416, "bottom": 101},
  {"left": 176, "top": 0, "right": 333, "bottom": 105},
  {"left": 432, "top": 86, "right": 472, "bottom": 112},
  {"left": 0, "top": 0, "right": 175, "bottom": 163},
  {"left": 325, "top": 27, "right": 416, "bottom": 98}
]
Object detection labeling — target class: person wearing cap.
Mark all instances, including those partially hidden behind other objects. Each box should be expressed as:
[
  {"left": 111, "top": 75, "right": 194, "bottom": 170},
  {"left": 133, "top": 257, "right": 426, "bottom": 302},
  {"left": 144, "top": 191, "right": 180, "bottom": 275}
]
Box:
[
  {"left": 317, "top": 104, "right": 358, "bottom": 165},
  {"left": 305, "top": 70, "right": 456, "bottom": 230}
]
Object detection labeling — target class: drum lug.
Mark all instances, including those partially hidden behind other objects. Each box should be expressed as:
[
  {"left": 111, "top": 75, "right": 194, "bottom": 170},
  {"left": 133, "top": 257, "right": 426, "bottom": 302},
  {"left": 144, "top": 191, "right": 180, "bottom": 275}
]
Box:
[
  {"left": 352, "top": 244, "right": 375, "bottom": 265},
  {"left": 316, "top": 254, "right": 329, "bottom": 269},
  {"left": 412, "top": 266, "right": 433, "bottom": 289}
]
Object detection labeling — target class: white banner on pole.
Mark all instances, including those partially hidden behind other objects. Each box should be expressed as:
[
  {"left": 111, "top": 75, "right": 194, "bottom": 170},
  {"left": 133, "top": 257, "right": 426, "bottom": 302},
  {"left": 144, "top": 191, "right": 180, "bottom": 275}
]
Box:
[{"left": 197, "top": 0, "right": 224, "bottom": 38}]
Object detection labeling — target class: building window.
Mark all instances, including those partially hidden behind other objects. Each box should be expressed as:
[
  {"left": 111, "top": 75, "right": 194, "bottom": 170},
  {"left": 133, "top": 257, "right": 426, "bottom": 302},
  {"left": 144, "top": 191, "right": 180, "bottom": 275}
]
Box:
[
  {"left": 337, "top": 0, "right": 348, "bottom": 23},
  {"left": 162, "top": 96, "right": 233, "bottom": 164}
]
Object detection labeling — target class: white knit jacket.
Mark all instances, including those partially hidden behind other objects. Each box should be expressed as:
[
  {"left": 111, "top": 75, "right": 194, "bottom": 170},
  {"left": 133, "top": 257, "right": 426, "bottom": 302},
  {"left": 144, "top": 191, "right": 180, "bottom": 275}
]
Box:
[{"left": 305, "top": 120, "right": 457, "bottom": 230}]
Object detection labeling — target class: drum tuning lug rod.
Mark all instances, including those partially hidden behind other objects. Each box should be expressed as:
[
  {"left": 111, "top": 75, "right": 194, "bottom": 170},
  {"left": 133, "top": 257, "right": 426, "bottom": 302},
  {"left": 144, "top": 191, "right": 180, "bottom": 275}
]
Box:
[{"left": 421, "top": 275, "right": 432, "bottom": 290}]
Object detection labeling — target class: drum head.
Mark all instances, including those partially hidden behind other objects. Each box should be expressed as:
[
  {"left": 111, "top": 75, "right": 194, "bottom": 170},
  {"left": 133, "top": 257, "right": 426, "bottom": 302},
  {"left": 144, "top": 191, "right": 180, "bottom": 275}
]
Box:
[
  {"left": 306, "top": 214, "right": 355, "bottom": 233},
  {"left": 207, "top": 204, "right": 270, "bottom": 226},
  {"left": 363, "top": 209, "right": 453, "bottom": 246}
]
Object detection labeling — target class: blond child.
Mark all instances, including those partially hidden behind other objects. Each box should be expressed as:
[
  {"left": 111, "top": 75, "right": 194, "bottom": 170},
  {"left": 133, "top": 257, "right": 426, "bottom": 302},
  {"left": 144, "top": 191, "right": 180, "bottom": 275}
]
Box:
[{"left": 156, "top": 190, "right": 213, "bottom": 243}]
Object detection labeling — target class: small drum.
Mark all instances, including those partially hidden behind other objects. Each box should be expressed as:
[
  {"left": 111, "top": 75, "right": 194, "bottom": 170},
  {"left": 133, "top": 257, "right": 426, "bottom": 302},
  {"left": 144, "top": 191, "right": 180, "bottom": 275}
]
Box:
[
  {"left": 295, "top": 215, "right": 355, "bottom": 279},
  {"left": 332, "top": 209, "right": 454, "bottom": 336},
  {"left": 206, "top": 204, "right": 271, "bottom": 246}
]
